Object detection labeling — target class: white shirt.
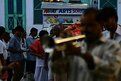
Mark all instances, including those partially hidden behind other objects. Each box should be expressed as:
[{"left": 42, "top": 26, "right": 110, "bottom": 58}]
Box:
[
  {"left": 0, "top": 40, "right": 8, "bottom": 60},
  {"left": 102, "top": 24, "right": 121, "bottom": 43},
  {"left": 115, "top": 24, "right": 121, "bottom": 42},
  {"left": 36, "top": 57, "right": 44, "bottom": 67},
  {"left": 0, "top": 40, "right": 4, "bottom": 54},
  {"left": 69, "top": 56, "right": 92, "bottom": 81},
  {"left": 80, "top": 37, "right": 121, "bottom": 77}
]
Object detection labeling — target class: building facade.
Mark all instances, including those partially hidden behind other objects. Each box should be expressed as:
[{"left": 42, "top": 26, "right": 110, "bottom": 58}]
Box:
[{"left": 0, "top": 0, "right": 120, "bottom": 34}]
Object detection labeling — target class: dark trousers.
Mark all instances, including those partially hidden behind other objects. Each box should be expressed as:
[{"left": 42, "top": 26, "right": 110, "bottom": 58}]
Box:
[
  {"left": 26, "top": 60, "right": 36, "bottom": 73},
  {"left": 6, "top": 57, "right": 13, "bottom": 81},
  {"left": 12, "top": 61, "right": 25, "bottom": 81}
]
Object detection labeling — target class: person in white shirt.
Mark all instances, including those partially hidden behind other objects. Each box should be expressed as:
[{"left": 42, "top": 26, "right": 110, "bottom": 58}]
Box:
[
  {"left": 30, "top": 30, "right": 49, "bottom": 81},
  {"left": 0, "top": 26, "right": 6, "bottom": 80},
  {"left": 100, "top": 7, "right": 121, "bottom": 43}
]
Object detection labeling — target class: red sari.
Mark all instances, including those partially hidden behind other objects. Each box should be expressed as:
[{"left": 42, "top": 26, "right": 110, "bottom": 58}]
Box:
[{"left": 30, "top": 38, "right": 44, "bottom": 58}]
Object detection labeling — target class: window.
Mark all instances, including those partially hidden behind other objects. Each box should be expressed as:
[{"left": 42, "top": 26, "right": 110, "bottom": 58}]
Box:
[
  {"left": 100, "top": 0, "right": 117, "bottom": 9},
  {"left": 34, "top": 0, "right": 43, "bottom": 24},
  {"left": 5, "top": 0, "right": 26, "bottom": 32}
]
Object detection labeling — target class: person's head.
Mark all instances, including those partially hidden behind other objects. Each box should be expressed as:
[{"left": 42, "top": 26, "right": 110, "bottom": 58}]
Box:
[
  {"left": 12, "top": 29, "right": 15, "bottom": 35},
  {"left": 50, "top": 26, "right": 61, "bottom": 37},
  {"left": 82, "top": 7, "right": 99, "bottom": 23},
  {"left": 100, "top": 7, "right": 118, "bottom": 32},
  {"left": 81, "top": 20, "right": 102, "bottom": 43},
  {"left": 2, "top": 32, "right": 10, "bottom": 43},
  {"left": 14, "top": 26, "right": 25, "bottom": 38},
  {"left": 21, "top": 31, "right": 26, "bottom": 39},
  {"left": 30, "top": 28, "right": 38, "bottom": 37},
  {"left": 0, "top": 26, "right": 5, "bottom": 39},
  {"left": 39, "top": 30, "right": 48, "bottom": 42},
  {"left": 81, "top": 7, "right": 100, "bottom": 32},
  {"left": 44, "top": 36, "right": 55, "bottom": 48}
]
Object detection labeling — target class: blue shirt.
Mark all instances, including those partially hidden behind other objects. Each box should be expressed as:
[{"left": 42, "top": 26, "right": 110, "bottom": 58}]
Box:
[
  {"left": 26, "top": 35, "right": 36, "bottom": 61},
  {"left": 8, "top": 35, "right": 24, "bottom": 61}
]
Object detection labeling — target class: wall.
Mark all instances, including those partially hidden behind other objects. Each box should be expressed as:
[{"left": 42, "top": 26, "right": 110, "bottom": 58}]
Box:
[
  {"left": 118, "top": 0, "right": 121, "bottom": 25},
  {"left": 1, "top": 0, "right": 121, "bottom": 33},
  {"left": 26, "top": 0, "right": 42, "bottom": 35},
  {"left": 0, "top": 0, "right": 5, "bottom": 27}
]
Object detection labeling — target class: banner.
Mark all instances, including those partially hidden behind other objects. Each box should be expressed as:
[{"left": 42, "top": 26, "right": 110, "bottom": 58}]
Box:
[{"left": 43, "top": 9, "right": 85, "bottom": 15}]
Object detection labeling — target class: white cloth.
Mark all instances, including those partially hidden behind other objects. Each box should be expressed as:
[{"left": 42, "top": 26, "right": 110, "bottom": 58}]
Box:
[
  {"left": 0, "top": 40, "right": 8, "bottom": 60},
  {"left": 115, "top": 25, "right": 121, "bottom": 42},
  {"left": 44, "top": 48, "right": 54, "bottom": 80},
  {"left": 69, "top": 56, "right": 92, "bottom": 81},
  {"left": 34, "top": 67, "right": 48, "bottom": 81},
  {"left": 102, "top": 24, "right": 121, "bottom": 43},
  {"left": 36, "top": 58, "right": 44, "bottom": 67},
  {"left": 80, "top": 37, "right": 121, "bottom": 79}
]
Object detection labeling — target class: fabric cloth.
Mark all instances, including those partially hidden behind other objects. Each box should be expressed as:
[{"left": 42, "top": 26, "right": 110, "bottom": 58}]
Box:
[
  {"left": 68, "top": 56, "right": 92, "bottom": 81},
  {"left": 102, "top": 24, "right": 121, "bottom": 42},
  {"left": 34, "top": 67, "right": 48, "bottom": 81},
  {"left": 8, "top": 35, "right": 24, "bottom": 61},
  {"left": 30, "top": 38, "right": 45, "bottom": 67},
  {"left": 8, "top": 35, "right": 25, "bottom": 81},
  {"left": 26, "top": 60, "right": 36, "bottom": 73},
  {"left": 114, "top": 24, "right": 121, "bottom": 42},
  {"left": 44, "top": 48, "right": 54, "bottom": 81},
  {"left": 0, "top": 40, "right": 8, "bottom": 60},
  {"left": 30, "top": 39, "right": 44, "bottom": 57},
  {"left": 0, "top": 60, "right": 3, "bottom": 76},
  {"left": 12, "top": 61, "right": 25, "bottom": 81},
  {"left": 26, "top": 35, "right": 36, "bottom": 61},
  {"left": 80, "top": 37, "right": 121, "bottom": 81},
  {"left": 30, "top": 39, "right": 48, "bottom": 81}
]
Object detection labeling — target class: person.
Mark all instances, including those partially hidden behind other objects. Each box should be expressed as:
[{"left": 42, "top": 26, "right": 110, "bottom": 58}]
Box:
[
  {"left": 0, "top": 26, "right": 7, "bottom": 80},
  {"left": 0, "top": 61, "right": 19, "bottom": 81},
  {"left": 1, "top": 32, "right": 11, "bottom": 60},
  {"left": 81, "top": 7, "right": 99, "bottom": 24},
  {"left": 1, "top": 32, "right": 12, "bottom": 81},
  {"left": 30, "top": 30, "right": 48, "bottom": 81},
  {"left": 100, "top": 7, "right": 121, "bottom": 42},
  {"left": 10, "top": 29, "right": 15, "bottom": 38},
  {"left": 51, "top": 29, "right": 92, "bottom": 81},
  {"left": 8, "top": 26, "right": 25, "bottom": 81},
  {"left": 25, "top": 28, "right": 38, "bottom": 74},
  {"left": 80, "top": 7, "right": 101, "bottom": 34},
  {"left": 50, "top": 26, "right": 61, "bottom": 38},
  {"left": 0, "top": 27, "right": 6, "bottom": 64},
  {"left": 44, "top": 36, "right": 55, "bottom": 81},
  {"left": 80, "top": 14, "right": 121, "bottom": 81},
  {"left": 98, "top": 7, "right": 121, "bottom": 81}
]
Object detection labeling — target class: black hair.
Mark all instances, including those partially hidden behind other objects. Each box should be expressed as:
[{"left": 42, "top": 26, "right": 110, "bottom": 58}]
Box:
[
  {"left": 0, "top": 26, "right": 5, "bottom": 37},
  {"left": 83, "top": 7, "right": 99, "bottom": 15},
  {"left": 46, "top": 36, "right": 55, "bottom": 48},
  {"left": 3, "top": 32, "right": 10, "bottom": 39},
  {"left": 12, "top": 29, "right": 15, "bottom": 34},
  {"left": 30, "top": 27, "right": 38, "bottom": 33},
  {"left": 100, "top": 7, "right": 118, "bottom": 22},
  {"left": 3, "top": 32, "right": 10, "bottom": 36},
  {"left": 39, "top": 30, "right": 48, "bottom": 37},
  {"left": 82, "top": 7, "right": 101, "bottom": 23},
  {"left": 14, "top": 25, "right": 24, "bottom": 32}
]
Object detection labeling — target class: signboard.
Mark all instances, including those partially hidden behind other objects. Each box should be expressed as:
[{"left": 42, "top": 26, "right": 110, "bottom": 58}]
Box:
[
  {"left": 43, "top": 9, "right": 85, "bottom": 15},
  {"left": 41, "top": 2, "right": 88, "bottom": 33}
]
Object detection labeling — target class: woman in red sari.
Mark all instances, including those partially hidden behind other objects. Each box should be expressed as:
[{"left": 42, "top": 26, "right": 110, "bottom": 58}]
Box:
[{"left": 30, "top": 30, "right": 49, "bottom": 81}]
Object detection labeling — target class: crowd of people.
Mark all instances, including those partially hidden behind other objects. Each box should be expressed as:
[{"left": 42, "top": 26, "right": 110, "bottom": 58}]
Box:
[{"left": 0, "top": 6, "right": 121, "bottom": 81}]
